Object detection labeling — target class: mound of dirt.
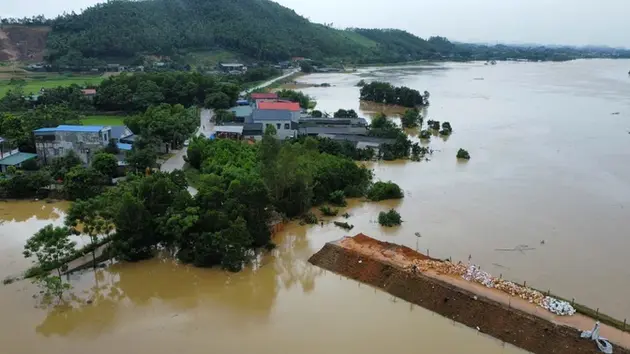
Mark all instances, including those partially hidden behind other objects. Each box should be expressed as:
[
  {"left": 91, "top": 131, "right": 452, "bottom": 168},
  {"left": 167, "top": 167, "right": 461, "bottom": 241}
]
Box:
[
  {"left": 0, "top": 25, "right": 51, "bottom": 62},
  {"left": 309, "top": 241, "right": 630, "bottom": 354}
]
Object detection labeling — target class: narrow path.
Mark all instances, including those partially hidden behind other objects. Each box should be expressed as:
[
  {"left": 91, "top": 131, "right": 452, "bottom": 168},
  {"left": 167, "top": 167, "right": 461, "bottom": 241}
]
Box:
[{"left": 240, "top": 68, "right": 300, "bottom": 96}]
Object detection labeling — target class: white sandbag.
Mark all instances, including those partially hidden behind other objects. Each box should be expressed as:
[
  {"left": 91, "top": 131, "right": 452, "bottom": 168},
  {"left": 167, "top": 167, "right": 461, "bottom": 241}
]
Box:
[{"left": 581, "top": 322, "right": 613, "bottom": 354}]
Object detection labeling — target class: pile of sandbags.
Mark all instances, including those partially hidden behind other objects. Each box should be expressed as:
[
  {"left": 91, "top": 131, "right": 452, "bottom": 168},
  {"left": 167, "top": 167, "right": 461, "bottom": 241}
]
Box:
[
  {"left": 542, "top": 296, "right": 577, "bottom": 316},
  {"left": 408, "top": 259, "right": 576, "bottom": 316}
]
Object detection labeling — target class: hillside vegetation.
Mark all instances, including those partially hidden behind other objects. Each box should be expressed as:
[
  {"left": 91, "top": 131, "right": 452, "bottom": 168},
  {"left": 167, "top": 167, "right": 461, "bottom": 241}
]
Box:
[{"left": 3, "top": 0, "right": 630, "bottom": 66}]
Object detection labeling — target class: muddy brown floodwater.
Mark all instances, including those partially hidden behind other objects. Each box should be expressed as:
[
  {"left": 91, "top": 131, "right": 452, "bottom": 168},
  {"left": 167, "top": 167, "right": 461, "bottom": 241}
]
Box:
[{"left": 1, "top": 60, "right": 629, "bottom": 354}]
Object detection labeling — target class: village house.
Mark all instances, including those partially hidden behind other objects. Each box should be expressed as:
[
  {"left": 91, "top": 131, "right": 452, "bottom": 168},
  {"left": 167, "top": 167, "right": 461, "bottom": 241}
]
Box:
[
  {"left": 228, "top": 105, "right": 254, "bottom": 123},
  {"left": 33, "top": 125, "right": 114, "bottom": 165},
  {"left": 218, "top": 63, "right": 247, "bottom": 74},
  {"left": 250, "top": 92, "right": 278, "bottom": 104},
  {"left": 81, "top": 88, "right": 97, "bottom": 100},
  {"left": 248, "top": 101, "right": 300, "bottom": 139},
  {"left": 0, "top": 137, "right": 38, "bottom": 173}
]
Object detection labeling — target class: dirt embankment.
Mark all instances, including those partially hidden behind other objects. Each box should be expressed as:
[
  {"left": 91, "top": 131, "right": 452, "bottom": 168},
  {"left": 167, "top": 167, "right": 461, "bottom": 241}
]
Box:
[
  {"left": 309, "top": 237, "right": 630, "bottom": 354},
  {"left": 0, "top": 25, "right": 51, "bottom": 62}
]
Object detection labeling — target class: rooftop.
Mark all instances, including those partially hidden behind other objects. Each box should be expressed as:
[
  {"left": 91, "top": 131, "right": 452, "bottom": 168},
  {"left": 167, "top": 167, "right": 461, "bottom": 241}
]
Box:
[
  {"left": 117, "top": 143, "right": 133, "bottom": 151},
  {"left": 229, "top": 105, "right": 254, "bottom": 118},
  {"left": 33, "top": 125, "right": 109, "bottom": 134},
  {"left": 81, "top": 89, "right": 97, "bottom": 95},
  {"left": 251, "top": 109, "right": 294, "bottom": 122},
  {"left": 251, "top": 92, "right": 278, "bottom": 100},
  {"left": 214, "top": 125, "right": 244, "bottom": 134},
  {"left": 0, "top": 152, "right": 38, "bottom": 166},
  {"left": 258, "top": 101, "right": 300, "bottom": 111}
]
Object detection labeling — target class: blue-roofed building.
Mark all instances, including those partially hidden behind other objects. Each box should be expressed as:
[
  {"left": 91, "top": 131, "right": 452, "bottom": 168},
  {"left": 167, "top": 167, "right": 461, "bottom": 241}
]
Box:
[
  {"left": 0, "top": 137, "right": 39, "bottom": 172},
  {"left": 228, "top": 105, "right": 253, "bottom": 123},
  {"left": 33, "top": 125, "right": 113, "bottom": 165}
]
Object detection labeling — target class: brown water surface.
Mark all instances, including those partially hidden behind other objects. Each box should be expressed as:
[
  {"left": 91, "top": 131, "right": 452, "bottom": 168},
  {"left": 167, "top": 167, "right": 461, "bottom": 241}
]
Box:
[
  {"left": 4, "top": 60, "right": 630, "bottom": 353},
  {"left": 0, "top": 202, "right": 524, "bottom": 354},
  {"left": 299, "top": 59, "right": 630, "bottom": 319}
]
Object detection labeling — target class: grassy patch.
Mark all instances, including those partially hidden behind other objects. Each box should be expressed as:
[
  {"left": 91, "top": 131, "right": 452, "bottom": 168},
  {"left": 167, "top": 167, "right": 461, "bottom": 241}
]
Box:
[
  {"left": 183, "top": 165, "right": 202, "bottom": 189},
  {"left": 0, "top": 74, "right": 105, "bottom": 97},
  {"left": 80, "top": 115, "right": 126, "bottom": 126}
]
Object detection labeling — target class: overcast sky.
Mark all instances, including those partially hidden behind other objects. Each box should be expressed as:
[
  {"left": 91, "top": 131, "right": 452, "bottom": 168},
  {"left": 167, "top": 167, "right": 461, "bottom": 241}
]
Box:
[{"left": 2, "top": 0, "right": 629, "bottom": 47}]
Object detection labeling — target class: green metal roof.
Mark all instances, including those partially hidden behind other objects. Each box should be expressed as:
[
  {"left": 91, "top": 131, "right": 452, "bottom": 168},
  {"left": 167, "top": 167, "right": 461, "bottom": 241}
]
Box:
[
  {"left": 0, "top": 152, "right": 38, "bottom": 166},
  {"left": 229, "top": 105, "right": 253, "bottom": 118}
]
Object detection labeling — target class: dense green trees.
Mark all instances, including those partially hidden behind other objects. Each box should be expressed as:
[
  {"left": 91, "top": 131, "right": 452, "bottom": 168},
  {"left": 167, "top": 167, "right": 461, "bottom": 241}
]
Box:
[
  {"left": 401, "top": 108, "right": 422, "bottom": 129},
  {"left": 333, "top": 109, "right": 358, "bottom": 118},
  {"left": 95, "top": 72, "right": 237, "bottom": 112},
  {"left": 125, "top": 104, "right": 198, "bottom": 149},
  {"left": 276, "top": 89, "right": 311, "bottom": 109},
  {"left": 91, "top": 152, "right": 118, "bottom": 178},
  {"left": 360, "top": 82, "right": 426, "bottom": 107},
  {"left": 367, "top": 181, "right": 404, "bottom": 201}
]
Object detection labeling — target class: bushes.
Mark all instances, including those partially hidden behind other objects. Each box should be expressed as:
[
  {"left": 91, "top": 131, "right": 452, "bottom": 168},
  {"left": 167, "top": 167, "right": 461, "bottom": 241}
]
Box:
[
  {"left": 457, "top": 149, "right": 471, "bottom": 160},
  {"left": 329, "top": 190, "right": 347, "bottom": 206},
  {"left": 301, "top": 212, "right": 318, "bottom": 224},
  {"left": 378, "top": 209, "right": 402, "bottom": 227},
  {"left": 367, "top": 181, "right": 404, "bottom": 201},
  {"left": 319, "top": 205, "right": 339, "bottom": 216},
  {"left": 419, "top": 130, "right": 432, "bottom": 140}
]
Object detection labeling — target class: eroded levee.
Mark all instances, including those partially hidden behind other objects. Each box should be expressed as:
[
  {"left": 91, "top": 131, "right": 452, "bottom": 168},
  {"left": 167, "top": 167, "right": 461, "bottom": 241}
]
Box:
[{"left": 309, "top": 234, "right": 630, "bottom": 354}]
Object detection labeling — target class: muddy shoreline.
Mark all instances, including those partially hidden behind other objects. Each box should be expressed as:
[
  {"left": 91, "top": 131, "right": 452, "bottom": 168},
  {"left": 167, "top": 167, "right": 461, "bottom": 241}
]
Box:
[{"left": 309, "top": 241, "right": 630, "bottom": 354}]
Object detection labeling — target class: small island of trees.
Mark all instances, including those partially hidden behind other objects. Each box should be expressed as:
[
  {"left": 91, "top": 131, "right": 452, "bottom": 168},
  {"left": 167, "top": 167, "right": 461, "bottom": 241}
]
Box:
[{"left": 360, "top": 81, "right": 427, "bottom": 108}]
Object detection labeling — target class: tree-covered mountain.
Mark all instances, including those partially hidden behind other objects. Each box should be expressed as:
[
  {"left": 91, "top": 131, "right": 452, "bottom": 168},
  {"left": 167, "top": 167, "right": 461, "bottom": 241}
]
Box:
[{"left": 3, "top": 0, "right": 630, "bottom": 66}]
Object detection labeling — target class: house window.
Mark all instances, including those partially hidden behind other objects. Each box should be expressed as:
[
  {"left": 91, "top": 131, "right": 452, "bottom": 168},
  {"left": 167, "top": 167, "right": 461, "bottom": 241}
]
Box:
[
  {"left": 284, "top": 123, "right": 290, "bottom": 130},
  {"left": 276, "top": 123, "right": 281, "bottom": 130}
]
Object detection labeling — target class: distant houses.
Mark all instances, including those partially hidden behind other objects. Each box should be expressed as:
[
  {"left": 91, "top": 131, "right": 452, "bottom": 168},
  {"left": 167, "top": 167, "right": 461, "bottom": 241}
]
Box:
[
  {"left": 218, "top": 63, "right": 247, "bottom": 74},
  {"left": 209, "top": 92, "right": 391, "bottom": 154}
]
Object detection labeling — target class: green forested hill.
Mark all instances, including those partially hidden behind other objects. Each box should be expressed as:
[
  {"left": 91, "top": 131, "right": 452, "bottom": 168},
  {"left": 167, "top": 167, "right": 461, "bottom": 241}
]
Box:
[
  {"left": 44, "top": 0, "right": 447, "bottom": 65},
  {"left": 6, "top": 0, "right": 630, "bottom": 66}
]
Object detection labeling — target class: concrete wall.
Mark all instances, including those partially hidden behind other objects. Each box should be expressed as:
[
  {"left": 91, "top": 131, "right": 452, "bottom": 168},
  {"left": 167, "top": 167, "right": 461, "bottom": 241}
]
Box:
[
  {"left": 36, "top": 129, "right": 110, "bottom": 165},
  {"left": 261, "top": 121, "right": 297, "bottom": 140}
]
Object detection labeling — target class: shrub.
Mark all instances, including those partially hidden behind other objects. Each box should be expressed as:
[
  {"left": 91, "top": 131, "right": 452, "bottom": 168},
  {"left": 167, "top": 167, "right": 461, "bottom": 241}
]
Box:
[
  {"left": 319, "top": 205, "right": 339, "bottom": 216},
  {"left": 20, "top": 159, "right": 40, "bottom": 171},
  {"left": 442, "top": 122, "right": 452, "bottom": 131},
  {"left": 329, "top": 190, "right": 347, "bottom": 206},
  {"left": 457, "top": 148, "right": 471, "bottom": 160},
  {"left": 427, "top": 119, "right": 440, "bottom": 130},
  {"left": 439, "top": 129, "right": 451, "bottom": 136},
  {"left": 301, "top": 212, "right": 318, "bottom": 224},
  {"left": 378, "top": 209, "right": 402, "bottom": 227},
  {"left": 367, "top": 181, "right": 404, "bottom": 201},
  {"left": 419, "top": 130, "right": 432, "bottom": 140}
]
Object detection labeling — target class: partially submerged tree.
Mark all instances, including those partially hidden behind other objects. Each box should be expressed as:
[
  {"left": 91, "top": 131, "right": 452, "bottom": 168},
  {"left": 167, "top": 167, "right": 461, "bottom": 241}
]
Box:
[
  {"left": 457, "top": 148, "right": 471, "bottom": 160},
  {"left": 367, "top": 181, "right": 404, "bottom": 201},
  {"left": 378, "top": 209, "right": 402, "bottom": 227},
  {"left": 23, "top": 225, "right": 76, "bottom": 301},
  {"left": 65, "top": 197, "right": 115, "bottom": 268}
]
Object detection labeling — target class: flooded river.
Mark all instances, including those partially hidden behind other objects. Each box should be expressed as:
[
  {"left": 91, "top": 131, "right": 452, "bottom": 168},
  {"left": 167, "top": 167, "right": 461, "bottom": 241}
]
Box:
[{"left": 1, "top": 59, "right": 629, "bottom": 353}]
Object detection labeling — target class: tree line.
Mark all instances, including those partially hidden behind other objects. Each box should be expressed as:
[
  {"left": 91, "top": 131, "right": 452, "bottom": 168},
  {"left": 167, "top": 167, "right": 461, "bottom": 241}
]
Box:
[{"left": 360, "top": 81, "right": 426, "bottom": 108}]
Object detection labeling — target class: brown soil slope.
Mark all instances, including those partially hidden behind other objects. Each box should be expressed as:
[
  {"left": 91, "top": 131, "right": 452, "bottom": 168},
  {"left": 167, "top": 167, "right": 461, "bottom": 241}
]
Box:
[
  {"left": 0, "top": 25, "right": 51, "bottom": 61},
  {"left": 309, "top": 240, "right": 630, "bottom": 354}
]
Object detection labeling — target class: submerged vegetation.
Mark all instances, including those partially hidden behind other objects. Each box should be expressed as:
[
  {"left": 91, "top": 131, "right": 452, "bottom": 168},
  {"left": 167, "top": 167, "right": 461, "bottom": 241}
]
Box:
[
  {"left": 367, "top": 181, "right": 404, "bottom": 201},
  {"left": 378, "top": 209, "right": 402, "bottom": 227},
  {"left": 360, "top": 81, "right": 426, "bottom": 108},
  {"left": 457, "top": 149, "right": 471, "bottom": 160}
]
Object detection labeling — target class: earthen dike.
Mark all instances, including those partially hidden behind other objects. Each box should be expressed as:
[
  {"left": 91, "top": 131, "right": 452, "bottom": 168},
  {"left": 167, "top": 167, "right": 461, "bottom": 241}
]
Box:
[{"left": 308, "top": 234, "right": 630, "bottom": 354}]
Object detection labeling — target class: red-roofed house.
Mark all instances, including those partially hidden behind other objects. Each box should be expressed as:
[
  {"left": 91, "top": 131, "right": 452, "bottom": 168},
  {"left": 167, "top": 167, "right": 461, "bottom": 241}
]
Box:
[
  {"left": 257, "top": 101, "right": 300, "bottom": 112},
  {"left": 250, "top": 92, "right": 278, "bottom": 104},
  {"left": 81, "top": 89, "right": 97, "bottom": 100}
]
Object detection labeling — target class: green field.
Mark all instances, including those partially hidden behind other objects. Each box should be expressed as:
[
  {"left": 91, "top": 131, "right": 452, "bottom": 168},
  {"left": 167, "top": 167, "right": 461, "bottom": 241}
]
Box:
[
  {"left": 0, "top": 74, "right": 105, "bottom": 97},
  {"left": 80, "top": 115, "right": 126, "bottom": 126}
]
